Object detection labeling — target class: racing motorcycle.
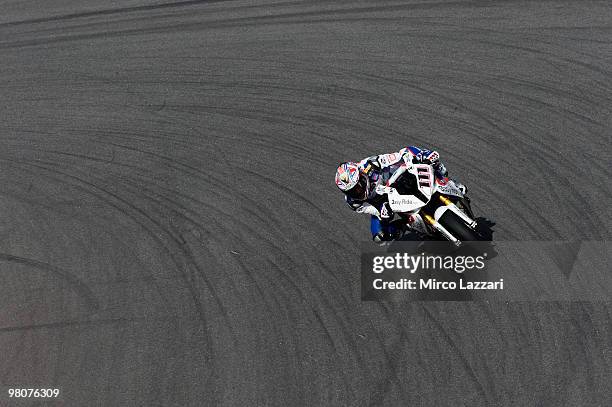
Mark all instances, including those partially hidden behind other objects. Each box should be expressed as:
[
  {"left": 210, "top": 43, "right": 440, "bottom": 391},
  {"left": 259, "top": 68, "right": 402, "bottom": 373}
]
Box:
[{"left": 376, "top": 156, "right": 480, "bottom": 244}]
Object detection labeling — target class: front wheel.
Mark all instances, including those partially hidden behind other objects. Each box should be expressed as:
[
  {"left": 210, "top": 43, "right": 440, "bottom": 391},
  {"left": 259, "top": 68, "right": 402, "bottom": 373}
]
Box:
[{"left": 438, "top": 211, "right": 480, "bottom": 241}]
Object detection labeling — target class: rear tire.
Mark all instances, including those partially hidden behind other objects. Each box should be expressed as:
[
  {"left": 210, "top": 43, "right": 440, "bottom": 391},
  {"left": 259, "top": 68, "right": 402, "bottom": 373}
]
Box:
[{"left": 438, "top": 211, "right": 480, "bottom": 241}]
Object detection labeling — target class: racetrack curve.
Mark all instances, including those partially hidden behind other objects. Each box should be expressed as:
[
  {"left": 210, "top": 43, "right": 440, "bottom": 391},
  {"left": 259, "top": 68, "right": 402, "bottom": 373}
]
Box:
[{"left": 1, "top": 1, "right": 611, "bottom": 405}]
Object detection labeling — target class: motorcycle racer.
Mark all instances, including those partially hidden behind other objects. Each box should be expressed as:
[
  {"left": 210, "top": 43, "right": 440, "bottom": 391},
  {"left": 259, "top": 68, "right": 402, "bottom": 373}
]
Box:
[{"left": 335, "top": 146, "right": 466, "bottom": 243}]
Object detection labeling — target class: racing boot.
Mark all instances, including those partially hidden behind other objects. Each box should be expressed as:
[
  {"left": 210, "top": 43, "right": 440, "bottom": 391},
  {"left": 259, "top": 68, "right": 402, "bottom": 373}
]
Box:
[
  {"left": 372, "top": 228, "right": 402, "bottom": 244},
  {"left": 434, "top": 162, "right": 467, "bottom": 194},
  {"left": 453, "top": 180, "right": 467, "bottom": 195},
  {"left": 433, "top": 162, "right": 448, "bottom": 178}
]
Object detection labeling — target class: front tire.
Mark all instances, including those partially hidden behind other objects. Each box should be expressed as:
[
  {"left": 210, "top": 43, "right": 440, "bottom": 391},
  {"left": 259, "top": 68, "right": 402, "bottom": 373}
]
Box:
[{"left": 438, "top": 211, "right": 479, "bottom": 241}]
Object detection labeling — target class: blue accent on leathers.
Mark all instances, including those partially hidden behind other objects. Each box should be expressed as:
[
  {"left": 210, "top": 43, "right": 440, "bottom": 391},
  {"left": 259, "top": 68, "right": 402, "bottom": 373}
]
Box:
[{"left": 370, "top": 216, "right": 397, "bottom": 237}]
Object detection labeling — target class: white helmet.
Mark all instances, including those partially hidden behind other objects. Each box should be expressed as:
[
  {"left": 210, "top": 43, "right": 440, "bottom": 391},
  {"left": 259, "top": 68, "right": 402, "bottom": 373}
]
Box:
[{"left": 335, "top": 162, "right": 369, "bottom": 200}]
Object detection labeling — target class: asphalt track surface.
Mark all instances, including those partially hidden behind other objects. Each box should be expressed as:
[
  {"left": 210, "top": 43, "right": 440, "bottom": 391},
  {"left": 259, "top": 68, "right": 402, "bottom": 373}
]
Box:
[{"left": 1, "top": 1, "right": 611, "bottom": 406}]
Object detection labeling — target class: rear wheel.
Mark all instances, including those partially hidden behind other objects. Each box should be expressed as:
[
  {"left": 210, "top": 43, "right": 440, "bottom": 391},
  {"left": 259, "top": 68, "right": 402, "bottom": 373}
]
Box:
[{"left": 438, "top": 211, "right": 479, "bottom": 241}]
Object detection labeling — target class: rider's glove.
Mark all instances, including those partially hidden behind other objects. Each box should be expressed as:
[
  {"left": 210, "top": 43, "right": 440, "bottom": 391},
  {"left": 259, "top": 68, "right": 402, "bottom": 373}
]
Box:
[{"left": 362, "top": 157, "right": 381, "bottom": 175}]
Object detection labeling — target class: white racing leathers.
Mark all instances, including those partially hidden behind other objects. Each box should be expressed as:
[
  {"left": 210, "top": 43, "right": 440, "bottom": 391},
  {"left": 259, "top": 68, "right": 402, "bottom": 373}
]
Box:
[{"left": 345, "top": 146, "right": 454, "bottom": 241}]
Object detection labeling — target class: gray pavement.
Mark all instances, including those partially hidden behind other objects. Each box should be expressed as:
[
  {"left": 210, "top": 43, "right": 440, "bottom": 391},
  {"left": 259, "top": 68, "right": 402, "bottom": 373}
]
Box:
[{"left": 0, "top": 1, "right": 611, "bottom": 405}]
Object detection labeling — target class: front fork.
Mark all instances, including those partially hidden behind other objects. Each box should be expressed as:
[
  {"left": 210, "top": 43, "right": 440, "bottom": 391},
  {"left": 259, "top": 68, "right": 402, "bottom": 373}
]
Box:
[
  {"left": 422, "top": 212, "right": 461, "bottom": 245},
  {"left": 421, "top": 195, "right": 477, "bottom": 244},
  {"left": 437, "top": 195, "right": 477, "bottom": 229}
]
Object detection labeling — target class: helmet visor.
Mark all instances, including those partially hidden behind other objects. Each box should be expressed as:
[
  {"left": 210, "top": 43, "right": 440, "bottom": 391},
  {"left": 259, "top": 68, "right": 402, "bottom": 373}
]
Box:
[{"left": 346, "top": 175, "right": 368, "bottom": 200}]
